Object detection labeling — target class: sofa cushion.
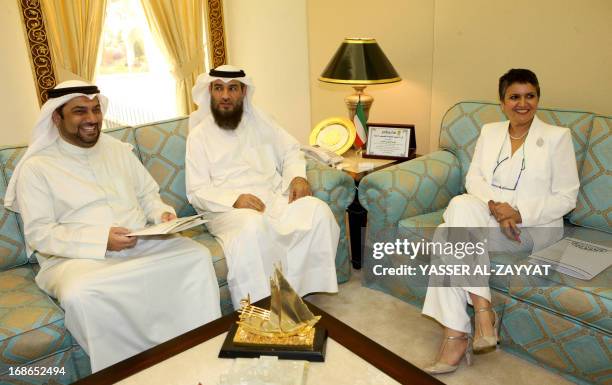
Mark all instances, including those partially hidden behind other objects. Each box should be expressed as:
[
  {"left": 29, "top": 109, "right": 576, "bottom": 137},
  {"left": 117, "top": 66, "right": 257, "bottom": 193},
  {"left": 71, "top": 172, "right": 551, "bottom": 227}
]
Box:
[
  {"left": 439, "top": 102, "right": 507, "bottom": 183},
  {"left": 133, "top": 118, "right": 197, "bottom": 217},
  {"left": 501, "top": 295, "right": 611, "bottom": 385},
  {"left": 506, "top": 225, "right": 612, "bottom": 336},
  {"left": 439, "top": 102, "right": 594, "bottom": 186},
  {"left": 181, "top": 226, "right": 234, "bottom": 314},
  {"left": 536, "top": 109, "right": 593, "bottom": 173},
  {"left": 0, "top": 148, "right": 28, "bottom": 271},
  {"left": 104, "top": 126, "right": 141, "bottom": 161},
  {"left": 218, "top": 285, "right": 233, "bottom": 316},
  {"left": 508, "top": 270, "right": 611, "bottom": 333},
  {"left": 398, "top": 209, "right": 444, "bottom": 229},
  {"left": 0, "top": 345, "right": 91, "bottom": 385},
  {"left": 399, "top": 212, "right": 611, "bottom": 332},
  {"left": 398, "top": 209, "right": 444, "bottom": 242},
  {"left": 181, "top": 226, "right": 227, "bottom": 287},
  {"left": 570, "top": 116, "right": 611, "bottom": 233},
  {"left": 0, "top": 266, "right": 72, "bottom": 373}
]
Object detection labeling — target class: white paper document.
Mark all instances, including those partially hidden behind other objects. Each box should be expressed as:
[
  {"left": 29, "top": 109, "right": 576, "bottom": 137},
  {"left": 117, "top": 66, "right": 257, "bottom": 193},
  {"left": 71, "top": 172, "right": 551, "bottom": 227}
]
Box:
[
  {"left": 529, "top": 237, "right": 611, "bottom": 280},
  {"left": 127, "top": 214, "right": 208, "bottom": 236}
]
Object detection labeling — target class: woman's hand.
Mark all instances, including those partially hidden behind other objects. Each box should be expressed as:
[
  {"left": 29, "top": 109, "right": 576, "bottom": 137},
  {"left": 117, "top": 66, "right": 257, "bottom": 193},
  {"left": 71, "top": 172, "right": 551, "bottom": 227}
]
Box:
[
  {"left": 500, "top": 218, "right": 521, "bottom": 243},
  {"left": 488, "top": 201, "right": 522, "bottom": 223}
]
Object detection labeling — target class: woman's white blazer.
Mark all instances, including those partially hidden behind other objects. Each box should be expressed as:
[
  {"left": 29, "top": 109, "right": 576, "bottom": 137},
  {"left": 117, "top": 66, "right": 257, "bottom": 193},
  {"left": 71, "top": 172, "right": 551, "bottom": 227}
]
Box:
[{"left": 464, "top": 115, "right": 580, "bottom": 251}]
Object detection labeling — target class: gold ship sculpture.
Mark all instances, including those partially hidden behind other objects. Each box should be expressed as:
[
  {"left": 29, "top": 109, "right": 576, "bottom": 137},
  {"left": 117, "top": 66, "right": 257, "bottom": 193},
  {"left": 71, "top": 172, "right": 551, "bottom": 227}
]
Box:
[{"left": 233, "top": 266, "right": 321, "bottom": 348}]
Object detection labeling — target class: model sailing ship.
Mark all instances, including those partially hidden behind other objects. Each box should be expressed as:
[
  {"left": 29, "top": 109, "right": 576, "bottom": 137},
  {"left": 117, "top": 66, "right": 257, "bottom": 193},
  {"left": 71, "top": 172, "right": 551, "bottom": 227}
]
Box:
[{"left": 233, "top": 265, "right": 321, "bottom": 348}]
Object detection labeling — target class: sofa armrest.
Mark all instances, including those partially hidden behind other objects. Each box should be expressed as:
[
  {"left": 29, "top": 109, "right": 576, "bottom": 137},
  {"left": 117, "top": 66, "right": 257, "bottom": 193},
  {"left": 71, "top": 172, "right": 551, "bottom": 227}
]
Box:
[
  {"left": 306, "top": 159, "right": 356, "bottom": 283},
  {"left": 358, "top": 150, "right": 462, "bottom": 229},
  {"left": 306, "top": 159, "right": 356, "bottom": 211}
]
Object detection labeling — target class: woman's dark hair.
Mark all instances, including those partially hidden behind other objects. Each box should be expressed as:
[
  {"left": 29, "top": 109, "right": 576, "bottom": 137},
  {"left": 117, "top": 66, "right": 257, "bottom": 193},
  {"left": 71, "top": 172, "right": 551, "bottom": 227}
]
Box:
[{"left": 498, "top": 69, "right": 540, "bottom": 100}]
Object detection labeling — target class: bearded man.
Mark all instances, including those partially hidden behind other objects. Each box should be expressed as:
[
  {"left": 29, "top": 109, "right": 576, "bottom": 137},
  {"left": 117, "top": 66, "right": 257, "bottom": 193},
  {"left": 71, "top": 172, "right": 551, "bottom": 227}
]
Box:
[
  {"left": 5, "top": 80, "right": 221, "bottom": 372},
  {"left": 186, "top": 65, "right": 339, "bottom": 308}
]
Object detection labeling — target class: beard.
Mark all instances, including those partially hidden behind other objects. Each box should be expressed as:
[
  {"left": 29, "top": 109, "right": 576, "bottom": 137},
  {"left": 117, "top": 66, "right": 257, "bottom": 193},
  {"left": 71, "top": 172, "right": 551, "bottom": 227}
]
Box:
[
  {"left": 58, "top": 121, "right": 101, "bottom": 148},
  {"left": 76, "top": 122, "right": 101, "bottom": 144},
  {"left": 211, "top": 98, "right": 244, "bottom": 130}
]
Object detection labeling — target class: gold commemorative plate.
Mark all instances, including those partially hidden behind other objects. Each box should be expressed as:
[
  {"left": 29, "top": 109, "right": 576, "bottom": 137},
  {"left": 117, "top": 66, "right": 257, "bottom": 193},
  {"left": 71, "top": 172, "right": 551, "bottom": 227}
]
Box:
[{"left": 309, "top": 117, "right": 356, "bottom": 155}]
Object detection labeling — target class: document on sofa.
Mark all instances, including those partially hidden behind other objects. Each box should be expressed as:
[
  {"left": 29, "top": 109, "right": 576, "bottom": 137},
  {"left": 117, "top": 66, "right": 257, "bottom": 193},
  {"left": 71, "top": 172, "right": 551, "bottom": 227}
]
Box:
[
  {"left": 529, "top": 237, "right": 611, "bottom": 280},
  {"left": 127, "top": 214, "right": 209, "bottom": 236}
]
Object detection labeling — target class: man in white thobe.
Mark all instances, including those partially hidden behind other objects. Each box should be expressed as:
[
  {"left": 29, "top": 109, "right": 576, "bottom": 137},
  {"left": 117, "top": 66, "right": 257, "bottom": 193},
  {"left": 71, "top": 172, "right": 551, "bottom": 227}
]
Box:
[
  {"left": 186, "top": 65, "right": 339, "bottom": 308},
  {"left": 4, "top": 81, "right": 221, "bottom": 372}
]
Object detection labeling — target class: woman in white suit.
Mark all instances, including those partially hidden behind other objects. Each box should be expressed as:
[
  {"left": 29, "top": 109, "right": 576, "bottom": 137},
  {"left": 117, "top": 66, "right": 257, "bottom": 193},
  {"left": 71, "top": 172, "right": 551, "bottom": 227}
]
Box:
[{"left": 422, "top": 69, "right": 580, "bottom": 374}]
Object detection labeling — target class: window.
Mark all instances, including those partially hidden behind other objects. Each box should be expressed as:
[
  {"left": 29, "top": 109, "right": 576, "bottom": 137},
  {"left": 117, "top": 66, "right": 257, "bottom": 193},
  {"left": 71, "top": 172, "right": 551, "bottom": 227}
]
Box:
[{"left": 96, "top": 0, "right": 178, "bottom": 129}]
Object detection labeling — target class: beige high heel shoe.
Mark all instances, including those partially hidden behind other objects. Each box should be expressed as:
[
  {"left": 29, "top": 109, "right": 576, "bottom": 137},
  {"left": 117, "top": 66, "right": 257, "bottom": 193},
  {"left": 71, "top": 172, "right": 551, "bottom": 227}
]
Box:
[
  {"left": 423, "top": 334, "right": 473, "bottom": 375},
  {"left": 473, "top": 307, "right": 499, "bottom": 353}
]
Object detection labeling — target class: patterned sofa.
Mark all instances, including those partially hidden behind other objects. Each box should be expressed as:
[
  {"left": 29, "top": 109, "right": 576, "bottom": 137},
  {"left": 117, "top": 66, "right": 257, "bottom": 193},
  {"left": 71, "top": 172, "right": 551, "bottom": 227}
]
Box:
[
  {"left": 358, "top": 102, "right": 611, "bottom": 385},
  {"left": 0, "top": 117, "right": 355, "bottom": 384}
]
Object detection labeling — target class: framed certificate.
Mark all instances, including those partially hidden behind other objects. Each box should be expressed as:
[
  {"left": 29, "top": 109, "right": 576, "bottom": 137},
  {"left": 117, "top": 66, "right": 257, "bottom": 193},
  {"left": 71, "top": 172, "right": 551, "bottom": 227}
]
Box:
[{"left": 363, "top": 123, "right": 416, "bottom": 160}]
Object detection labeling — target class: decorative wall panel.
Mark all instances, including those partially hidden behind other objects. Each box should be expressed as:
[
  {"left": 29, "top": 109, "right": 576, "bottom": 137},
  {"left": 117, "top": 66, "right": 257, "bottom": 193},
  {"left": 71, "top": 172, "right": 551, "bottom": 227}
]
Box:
[
  {"left": 19, "top": 0, "right": 56, "bottom": 105},
  {"left": 205, "top": 0, "right": 228, "bottom": 67}
]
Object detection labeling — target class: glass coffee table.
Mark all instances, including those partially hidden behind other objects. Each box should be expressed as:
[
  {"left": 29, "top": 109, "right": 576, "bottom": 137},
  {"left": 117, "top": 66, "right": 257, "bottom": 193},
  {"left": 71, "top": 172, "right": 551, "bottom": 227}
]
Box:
[{"left": 74, "top": 299, "right": 442, "bottom": 385}]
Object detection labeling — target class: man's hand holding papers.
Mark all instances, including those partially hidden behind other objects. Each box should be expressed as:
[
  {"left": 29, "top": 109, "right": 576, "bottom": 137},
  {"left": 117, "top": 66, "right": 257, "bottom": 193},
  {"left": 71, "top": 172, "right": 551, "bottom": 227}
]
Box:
[
  {"left": 127, "top": 214, "right": 209, "bottom": 237},
  {"left": 107, "top": 227, "right": 138, "bottom": 251},
  {"left": 161, "top": 212, "right": 177, "bottom": 222}
]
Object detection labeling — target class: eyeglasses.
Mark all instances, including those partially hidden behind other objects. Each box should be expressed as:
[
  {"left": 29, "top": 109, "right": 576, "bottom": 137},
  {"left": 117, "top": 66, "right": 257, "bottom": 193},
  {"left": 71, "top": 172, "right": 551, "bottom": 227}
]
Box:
[{"left": 491, "top": 141, "right": 526, "bottom": 191}]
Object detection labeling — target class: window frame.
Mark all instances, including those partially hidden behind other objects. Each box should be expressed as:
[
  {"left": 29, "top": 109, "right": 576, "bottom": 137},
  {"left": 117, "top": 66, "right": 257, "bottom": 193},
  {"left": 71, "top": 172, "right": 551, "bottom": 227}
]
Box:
[{"left": 18, "top": 0, "right": 228, "bottom": 105}]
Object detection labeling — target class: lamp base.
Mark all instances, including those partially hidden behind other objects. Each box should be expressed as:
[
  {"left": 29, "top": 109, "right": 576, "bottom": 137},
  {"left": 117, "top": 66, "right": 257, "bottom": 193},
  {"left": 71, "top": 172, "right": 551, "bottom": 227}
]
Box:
[{"left": 344, "top": 85, "right": 373, "bottom": 122}]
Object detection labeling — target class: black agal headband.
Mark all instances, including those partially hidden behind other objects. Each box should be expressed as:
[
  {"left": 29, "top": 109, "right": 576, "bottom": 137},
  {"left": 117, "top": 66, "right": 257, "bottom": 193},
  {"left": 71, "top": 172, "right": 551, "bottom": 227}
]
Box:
[
  {"left": 209, "top": 68, "right": 246, "bottom": 78},
  {"left": 47, "top": 85, "right": 100, "bottom": 99}
]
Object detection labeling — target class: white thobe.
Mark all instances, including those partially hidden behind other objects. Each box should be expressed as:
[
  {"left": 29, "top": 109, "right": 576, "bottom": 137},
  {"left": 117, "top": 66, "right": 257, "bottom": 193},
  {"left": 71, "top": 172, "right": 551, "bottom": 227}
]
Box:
[
  {"left": 186, "top": 111, "right": 339, "bottom": 308},
  {"left": 423, "top": 137, "right": 534, "bottom": 333},
  {"left": 16, "top": 135, "right": 221, "bottom": 372}
]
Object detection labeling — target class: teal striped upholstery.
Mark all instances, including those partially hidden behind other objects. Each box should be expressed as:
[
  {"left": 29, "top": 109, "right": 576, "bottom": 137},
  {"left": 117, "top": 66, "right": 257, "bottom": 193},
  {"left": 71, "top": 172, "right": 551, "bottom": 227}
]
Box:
[
  {"left": 439, "top": 102, "right": 594, "bottom": 186},
  {"left": 501, "top": 295, "right": 611, "bottom": 385},
  {"left": 0, "top": 267, "right": 73, "bottom": 377},
  {"left": 0, "top": 158, "right": 27, "bottom": 271},
  {"left": 306, "top": 159, "right": 354, "bottom": 283},
  {"left": 570, "top": 116, "right": 612, "bottom": 233},
  {"left": 0, "top": 345, "right": 89, "bottom": 385},
  {"left": 133, "top": 118, "right": 196, "bottom": 217},
  {"left": 439, "top": 102, "right": 507, "bottom": 183},
  {"left": 398, "top": 209, "right": 444, "bottom": 233},
  {"left": 398, "top": 214, "right": 612, "bottom": 335},
  {"left": 104, "top": 126, "right": 141, "bottom": 160},
  {"left": 183, "top": 226, "right": 233, "bottom": 315}
]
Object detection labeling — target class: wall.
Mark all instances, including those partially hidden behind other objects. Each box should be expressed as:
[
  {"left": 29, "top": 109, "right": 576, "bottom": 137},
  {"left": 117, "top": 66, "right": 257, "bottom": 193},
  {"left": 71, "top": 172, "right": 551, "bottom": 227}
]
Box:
[
  {"left": 4, "top": 1, "right": 611, "bottom": 150},
  {"left": 307, "top": 0, "right": 435, "bottom": 153},
  {"left": 429, "top": 0, "right": 612, "bottom": 150},
  {"left": 308, "top": 0, "right": 612, "bottom": 153},
  {"left": 0, "top": 0, "right": 40, "bottom": 146},
  {"left": 223, "top": 0, "right": 312, "bottom": 143}
]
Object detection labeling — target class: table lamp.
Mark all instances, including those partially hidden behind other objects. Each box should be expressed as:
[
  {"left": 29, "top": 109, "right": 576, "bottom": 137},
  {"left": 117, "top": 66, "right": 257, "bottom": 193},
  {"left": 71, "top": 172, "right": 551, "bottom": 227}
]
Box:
[{"left": 319, "top": 38, "right": 400, "bottom": 122}]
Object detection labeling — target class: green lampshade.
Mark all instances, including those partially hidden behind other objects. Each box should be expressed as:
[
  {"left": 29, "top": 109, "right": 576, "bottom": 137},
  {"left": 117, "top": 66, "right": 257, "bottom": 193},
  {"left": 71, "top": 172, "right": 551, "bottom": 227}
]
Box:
[{"left": 319, "top": 38, "right": 401, "bottom": 84}]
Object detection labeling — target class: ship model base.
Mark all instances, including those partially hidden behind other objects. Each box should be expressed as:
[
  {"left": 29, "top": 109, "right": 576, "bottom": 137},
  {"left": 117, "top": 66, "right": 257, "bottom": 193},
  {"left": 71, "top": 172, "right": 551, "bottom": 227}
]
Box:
[
  {"left": 219, "top": 323, "right": 327, "bottom": 362},
  {"left": 233, "top": 324, "right": 317, "bottom": 348}
]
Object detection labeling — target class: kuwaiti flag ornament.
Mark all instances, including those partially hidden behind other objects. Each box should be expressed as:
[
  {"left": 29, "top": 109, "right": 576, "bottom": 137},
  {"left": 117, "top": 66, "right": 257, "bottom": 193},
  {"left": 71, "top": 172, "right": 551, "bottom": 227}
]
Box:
[{"left": 353, "top": 100, "right": 368, "bottom": 148}]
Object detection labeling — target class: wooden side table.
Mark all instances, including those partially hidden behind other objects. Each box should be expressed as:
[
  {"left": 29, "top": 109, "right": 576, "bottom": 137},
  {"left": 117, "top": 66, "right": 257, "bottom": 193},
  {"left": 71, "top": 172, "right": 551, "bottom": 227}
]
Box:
[{"left": 339, "top": 149, "right": 417, "bottom": 269}]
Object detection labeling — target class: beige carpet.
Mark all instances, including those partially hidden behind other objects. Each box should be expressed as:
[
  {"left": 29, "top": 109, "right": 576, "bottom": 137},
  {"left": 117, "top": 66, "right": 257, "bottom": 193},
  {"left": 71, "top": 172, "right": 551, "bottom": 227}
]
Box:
[{"left": 307, "top": 269, "right": 576, "bottom": 385}]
